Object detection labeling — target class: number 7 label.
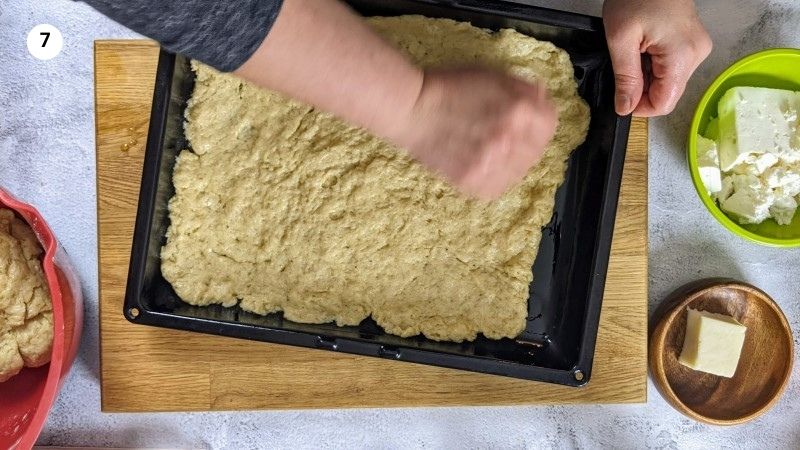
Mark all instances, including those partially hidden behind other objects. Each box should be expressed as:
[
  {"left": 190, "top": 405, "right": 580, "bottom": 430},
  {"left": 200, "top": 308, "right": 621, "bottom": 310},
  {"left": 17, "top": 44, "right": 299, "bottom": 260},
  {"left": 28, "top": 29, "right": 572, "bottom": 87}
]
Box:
[{"left": 27, "top": 25, "right": 62, "bottom": 60}]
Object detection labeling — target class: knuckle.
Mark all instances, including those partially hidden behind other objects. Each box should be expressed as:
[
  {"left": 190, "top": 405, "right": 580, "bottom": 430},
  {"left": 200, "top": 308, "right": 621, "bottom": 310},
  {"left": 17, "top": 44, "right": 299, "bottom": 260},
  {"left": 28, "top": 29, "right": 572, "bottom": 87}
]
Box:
[
  {"left": 511, "top": 98, "right": 536, "bottom": 118},
  {"left": 604, "top": 23, "right": 635, "bottom": 46},
  {"left": 614, "top": 72, "right": 641, "bottom": 88},
  {"left": 688, "top": 29, "right": 713, "bottom": 57},
  {"left": 655, "top": 102, "right": 677, "bottom": 116},
  {"left": 546, "top": 116, "right": 558, "bottom": 135},
  {"left": 699, "top": 33, "right": 713, "bottom": 56},
  {"left": 486, "top": 130, "right": 513, "bottom": 156},
  {"left": 500, "top": 99, "right": 535, "bottom": 128}
]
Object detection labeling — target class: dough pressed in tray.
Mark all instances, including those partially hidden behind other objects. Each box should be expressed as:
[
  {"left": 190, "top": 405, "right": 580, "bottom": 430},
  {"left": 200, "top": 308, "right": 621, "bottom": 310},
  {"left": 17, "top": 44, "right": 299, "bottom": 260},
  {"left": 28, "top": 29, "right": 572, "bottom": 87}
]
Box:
[{"left": 161, "top": 16, "right": 590, "bottom": 342}]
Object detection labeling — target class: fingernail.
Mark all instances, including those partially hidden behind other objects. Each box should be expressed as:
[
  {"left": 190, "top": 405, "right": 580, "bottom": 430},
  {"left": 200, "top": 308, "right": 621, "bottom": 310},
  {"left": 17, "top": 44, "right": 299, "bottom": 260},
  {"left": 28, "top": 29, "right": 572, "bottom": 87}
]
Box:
[{"left": 616, "top": 95, "right": 631, "bottom": 115}]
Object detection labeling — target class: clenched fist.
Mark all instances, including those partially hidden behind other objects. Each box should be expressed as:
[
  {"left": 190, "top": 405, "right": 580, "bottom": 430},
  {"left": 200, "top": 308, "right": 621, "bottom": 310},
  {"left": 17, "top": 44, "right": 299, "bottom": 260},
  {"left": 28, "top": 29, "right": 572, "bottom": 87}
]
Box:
[{"left": 394, "top": 68, "right": 558, "bottom": 200}]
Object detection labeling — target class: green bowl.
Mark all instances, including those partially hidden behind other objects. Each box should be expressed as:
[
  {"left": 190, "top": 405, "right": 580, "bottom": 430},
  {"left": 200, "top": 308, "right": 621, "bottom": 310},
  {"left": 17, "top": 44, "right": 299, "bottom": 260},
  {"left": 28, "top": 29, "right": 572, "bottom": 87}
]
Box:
[{"left": 688, "top": 48, "right": 800, "bottom": 247}]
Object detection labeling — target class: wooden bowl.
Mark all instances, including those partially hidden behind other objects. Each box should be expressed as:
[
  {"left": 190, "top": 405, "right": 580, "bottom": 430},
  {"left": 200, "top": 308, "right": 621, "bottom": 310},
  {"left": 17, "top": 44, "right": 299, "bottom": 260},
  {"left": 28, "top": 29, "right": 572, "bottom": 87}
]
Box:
[{"left": 650, "top": 278, "right": 793, "bottom": 425}]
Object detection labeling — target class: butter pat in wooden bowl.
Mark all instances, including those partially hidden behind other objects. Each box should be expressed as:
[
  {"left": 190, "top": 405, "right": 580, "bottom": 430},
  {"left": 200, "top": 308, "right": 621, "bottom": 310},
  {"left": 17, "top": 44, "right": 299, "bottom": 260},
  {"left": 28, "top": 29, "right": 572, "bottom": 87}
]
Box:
[{"left": 650, "top": 279, "right": 793, "bottom": 425}]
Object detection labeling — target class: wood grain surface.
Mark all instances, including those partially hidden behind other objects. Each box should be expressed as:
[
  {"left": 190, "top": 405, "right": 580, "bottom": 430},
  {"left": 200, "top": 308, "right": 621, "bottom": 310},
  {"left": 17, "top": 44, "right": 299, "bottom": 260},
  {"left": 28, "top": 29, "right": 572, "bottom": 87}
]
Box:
[
  {"left": 96, "top": 40, "right": 648, "bottom": 412},
  {"left": 650, "top": 279, "right": 793, "bottom": 425}
]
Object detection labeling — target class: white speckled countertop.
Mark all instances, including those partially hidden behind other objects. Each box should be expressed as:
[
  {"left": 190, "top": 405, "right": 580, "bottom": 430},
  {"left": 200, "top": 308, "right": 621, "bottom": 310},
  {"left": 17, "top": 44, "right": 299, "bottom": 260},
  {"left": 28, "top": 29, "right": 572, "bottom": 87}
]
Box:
[{"left": 1, "top": 0, "right": 799, "bottom": 448}]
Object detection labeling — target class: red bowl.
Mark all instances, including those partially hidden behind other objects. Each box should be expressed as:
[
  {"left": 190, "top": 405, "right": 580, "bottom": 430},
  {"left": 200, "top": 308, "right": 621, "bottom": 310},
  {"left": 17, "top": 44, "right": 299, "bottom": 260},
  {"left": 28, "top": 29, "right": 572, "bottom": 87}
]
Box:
[{"left": 0, "top": 188, "right": 83, "bottom": 450}]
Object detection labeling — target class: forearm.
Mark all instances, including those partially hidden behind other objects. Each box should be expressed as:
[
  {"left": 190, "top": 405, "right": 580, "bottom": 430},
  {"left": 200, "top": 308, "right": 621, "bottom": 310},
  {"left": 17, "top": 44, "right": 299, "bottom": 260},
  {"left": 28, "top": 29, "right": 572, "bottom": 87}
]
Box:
[
  {"left": 79, "top": 0, "right": 282, "bottom": 72},
  {"left": 81, "top": 0, "right": 557, "bottom": 199},
  {"left": 235, "top": 0, "right": 424, "bottom": 143}
]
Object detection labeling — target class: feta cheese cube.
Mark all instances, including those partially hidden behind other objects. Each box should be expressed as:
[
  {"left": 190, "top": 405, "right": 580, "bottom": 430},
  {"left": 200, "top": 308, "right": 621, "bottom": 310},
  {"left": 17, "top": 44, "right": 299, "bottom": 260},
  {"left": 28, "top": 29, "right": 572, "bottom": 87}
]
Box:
[
  {"left": 718, "top": 175, "right": 734, "bottom": 202},
  {"left": 720, "top": 174, "right": 774, "bottom": 224},
  {"left": 750, "top": 153, "right": 779, "bottom": 174},
  {"left": 679, "top": 308, "right": 747, "bottom": 378},
  {"left": 729, "top": 163, "right": 761, "bottom": 177},
  {"left": 728, "top": 154, "right": 779, "bottom": 179},
  {"left": 696, "top": 135, "right": 722, "bottom": 194},
  {"left": 717, "top": 87, "right": 800, "bottom": 170},
  {"left": 770, "top": 193, "right": 798, "bottom": 225},
  {"left": 764, "top": 165, "right": 800, "bottom": 197}
]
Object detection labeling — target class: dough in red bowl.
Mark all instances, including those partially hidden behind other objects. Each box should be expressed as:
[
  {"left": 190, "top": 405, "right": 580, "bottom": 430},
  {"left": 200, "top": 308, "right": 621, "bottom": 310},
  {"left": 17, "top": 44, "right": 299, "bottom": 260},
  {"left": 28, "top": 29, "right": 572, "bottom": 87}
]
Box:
[{"left": 0, "top": 187, "right": 83, "bottom": 450}]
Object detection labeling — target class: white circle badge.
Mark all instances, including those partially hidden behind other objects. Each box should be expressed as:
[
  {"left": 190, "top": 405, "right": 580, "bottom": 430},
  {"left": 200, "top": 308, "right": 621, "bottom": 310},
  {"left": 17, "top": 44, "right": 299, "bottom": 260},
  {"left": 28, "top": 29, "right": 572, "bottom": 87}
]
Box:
[{"left": 27, "top": 24, "right": 63, "bottom": 60}]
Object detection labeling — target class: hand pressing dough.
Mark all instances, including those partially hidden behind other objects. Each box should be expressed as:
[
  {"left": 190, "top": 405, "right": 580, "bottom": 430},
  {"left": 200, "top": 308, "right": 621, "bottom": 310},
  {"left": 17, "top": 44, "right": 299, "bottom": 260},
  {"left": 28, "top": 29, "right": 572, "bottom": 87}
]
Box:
[
  {"left": 0, "top": 208, "right": 53, "bottom": 382},
  {"left": 161, "top": 16, "right": 590, "bottom": 342}
]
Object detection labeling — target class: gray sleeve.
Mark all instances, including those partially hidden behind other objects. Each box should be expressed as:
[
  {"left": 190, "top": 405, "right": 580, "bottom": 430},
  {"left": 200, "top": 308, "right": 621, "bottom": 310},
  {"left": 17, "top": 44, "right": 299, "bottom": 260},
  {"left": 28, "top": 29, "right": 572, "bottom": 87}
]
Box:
[{"left": 80, "top": 0, "right": 284, "bottom": 72}]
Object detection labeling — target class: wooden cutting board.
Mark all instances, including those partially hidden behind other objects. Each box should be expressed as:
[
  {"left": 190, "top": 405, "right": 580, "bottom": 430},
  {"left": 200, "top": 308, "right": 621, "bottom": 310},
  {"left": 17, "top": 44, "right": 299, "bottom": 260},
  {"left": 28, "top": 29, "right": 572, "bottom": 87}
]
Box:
[{"left": 96, "top": 41, "right": 648, "bottom": 412}]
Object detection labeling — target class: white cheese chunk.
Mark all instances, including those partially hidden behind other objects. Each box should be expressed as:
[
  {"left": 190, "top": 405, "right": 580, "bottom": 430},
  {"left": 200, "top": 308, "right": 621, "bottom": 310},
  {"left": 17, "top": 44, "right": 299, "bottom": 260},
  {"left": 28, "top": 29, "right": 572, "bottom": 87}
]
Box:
[
  {"left": 708, "top": 87, "right": 800, "bottom": 226},
  {"left": 728, "top": 153, "right": 779, "bottom": 179},
  {"left": 679, "top": 308, "right": 747, "bottom": 378},
  {"left": 720, "top": 174, "right": 774, "bottom": 224},
  {"left": 696, "top": 135, "right": 722, "bottom": 194},
  {"left": 718, "top": 175, "right": 735, "bottom": 203},
  {"left": 771, "top": 192, "right": 798, "bottom": 225},
  {"left": 717, "top": 87, "right": 800, "bottom": 171},
  {"left": 764, "top": 165, "right": 800, "bottom": 197},
  {"left": 747, "top": 153, "right": 779, "bottom": 175},
  {"left": 729, "top": 163, "right": 760, "bottom": 177}
]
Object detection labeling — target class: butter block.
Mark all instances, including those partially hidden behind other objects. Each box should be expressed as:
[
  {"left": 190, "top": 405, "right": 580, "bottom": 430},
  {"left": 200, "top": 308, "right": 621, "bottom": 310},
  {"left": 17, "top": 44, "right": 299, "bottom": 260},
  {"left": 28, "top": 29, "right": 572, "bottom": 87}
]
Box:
[
  {"left": 717, "top": 86, "right": 800, "bottom": 171},
  {"left": 679, "top": 308, "right": 747, "bottom": 378}
]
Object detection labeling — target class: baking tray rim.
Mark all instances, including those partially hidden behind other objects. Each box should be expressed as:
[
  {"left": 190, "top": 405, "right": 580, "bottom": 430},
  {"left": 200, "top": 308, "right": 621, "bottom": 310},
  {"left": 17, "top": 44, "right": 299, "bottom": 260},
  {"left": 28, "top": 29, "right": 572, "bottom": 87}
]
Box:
[{"left": 122, "top": 1, "right": 632, "bottom": 387}]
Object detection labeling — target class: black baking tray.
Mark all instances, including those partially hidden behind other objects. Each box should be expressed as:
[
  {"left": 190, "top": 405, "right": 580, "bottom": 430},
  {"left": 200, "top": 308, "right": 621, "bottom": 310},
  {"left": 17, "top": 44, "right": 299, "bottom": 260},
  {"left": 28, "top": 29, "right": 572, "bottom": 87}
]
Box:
[{"left": 124, "top": 0, "right": 631, "bottom": 387}]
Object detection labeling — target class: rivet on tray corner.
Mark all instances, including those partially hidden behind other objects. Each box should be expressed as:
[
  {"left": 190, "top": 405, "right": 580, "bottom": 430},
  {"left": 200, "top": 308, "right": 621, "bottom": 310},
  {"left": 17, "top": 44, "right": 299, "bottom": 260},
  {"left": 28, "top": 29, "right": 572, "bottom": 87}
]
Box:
[
  {"left": 573, "top": 370, "right": 584, "bottom": 382},
  {"left": 128, "top": 307, "right": 140, "bottom": 320}
]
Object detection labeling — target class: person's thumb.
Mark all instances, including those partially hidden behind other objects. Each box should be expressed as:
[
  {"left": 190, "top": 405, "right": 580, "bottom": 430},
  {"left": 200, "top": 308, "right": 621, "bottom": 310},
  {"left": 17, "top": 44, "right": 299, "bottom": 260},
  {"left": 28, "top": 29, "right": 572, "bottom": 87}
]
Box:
[{"left": 606, "top": 31, "right": 644, "bottom": 116}]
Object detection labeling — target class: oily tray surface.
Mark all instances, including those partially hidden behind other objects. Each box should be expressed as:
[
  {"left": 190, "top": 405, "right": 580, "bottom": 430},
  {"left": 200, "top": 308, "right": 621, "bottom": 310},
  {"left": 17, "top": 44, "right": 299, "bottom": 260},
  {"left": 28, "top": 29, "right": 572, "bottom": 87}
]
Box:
[{"left": 124, "top": 0, "right": 631, "bottom": 386}]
